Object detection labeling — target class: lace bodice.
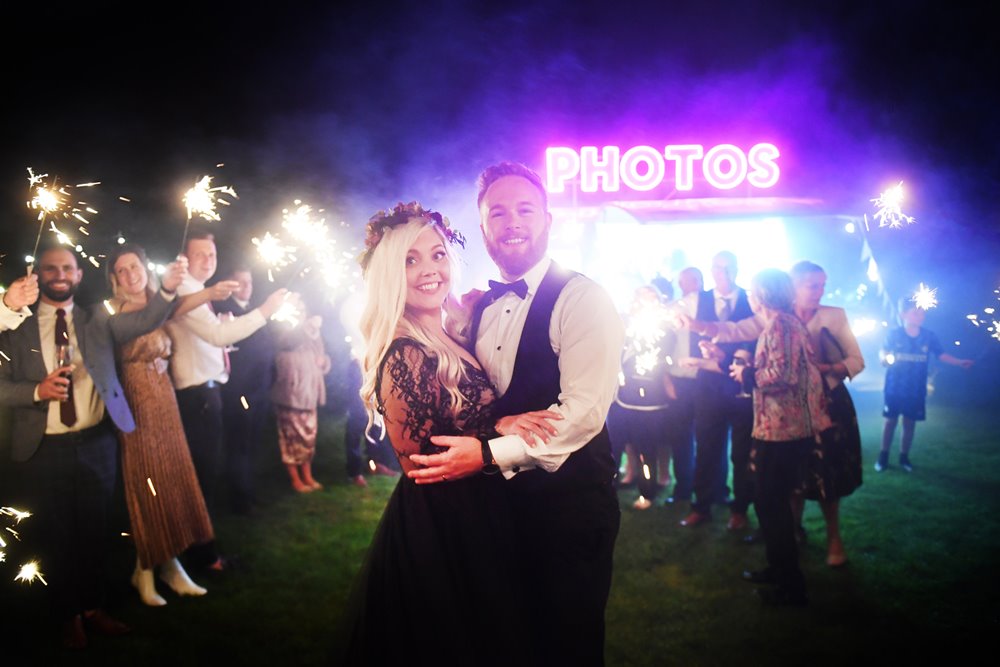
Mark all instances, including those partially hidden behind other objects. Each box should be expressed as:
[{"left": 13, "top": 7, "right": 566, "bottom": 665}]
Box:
[{"left": 376, "top": 338, "right": 495, "bottom": 468}]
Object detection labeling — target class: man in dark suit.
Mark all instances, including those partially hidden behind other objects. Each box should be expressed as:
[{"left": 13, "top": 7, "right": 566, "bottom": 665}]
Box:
[
  {"left": 681, "top": 251, "right": 756, "bottom": 529},
  {"left": 0, "top": 245, "right": 182, "bottom": 649},
  {"left": 213, "top": 266, "right": 275, "bottom": 514}
]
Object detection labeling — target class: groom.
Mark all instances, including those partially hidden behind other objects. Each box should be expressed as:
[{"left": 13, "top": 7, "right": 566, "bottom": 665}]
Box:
[{"left": 409, "top": 162, "right": 623, "bottom": 665}]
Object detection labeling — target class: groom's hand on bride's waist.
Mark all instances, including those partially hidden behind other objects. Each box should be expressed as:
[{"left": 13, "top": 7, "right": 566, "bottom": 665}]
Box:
[{"left": 408, "top": 436, "right": 482, "bottom": 484}]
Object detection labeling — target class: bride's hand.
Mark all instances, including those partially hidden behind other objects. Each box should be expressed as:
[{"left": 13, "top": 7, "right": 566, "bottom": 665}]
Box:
[{"left": 495, "top": 410, "right": 563, "bottom": 447}]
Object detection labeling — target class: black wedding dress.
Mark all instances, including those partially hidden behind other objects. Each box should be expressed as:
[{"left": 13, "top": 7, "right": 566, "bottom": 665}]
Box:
[{"left": 334, "top": 338, "right": 525, "bottom": 666}]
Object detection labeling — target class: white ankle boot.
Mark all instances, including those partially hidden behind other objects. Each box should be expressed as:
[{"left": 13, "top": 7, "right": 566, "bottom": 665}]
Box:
[
  {"left": 159, "top": 557, "right": 207, "bottom": 597},
  {"left": 131, "top": 563, "right": 167, "bottom": 606}
]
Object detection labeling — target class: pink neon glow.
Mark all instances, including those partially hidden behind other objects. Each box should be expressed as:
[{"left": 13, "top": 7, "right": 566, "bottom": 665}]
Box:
[
  {"left": 544, "top": 143, "right": 780, "bottom": 194},
  {"left": 579, "top": 146, "right": 620, "bottom": 193},
  {"left": 620, "top": 145, "right": 666, "bottom": 192},
  {"left": 663, "top": 145, "right": 704, "bottom": 191},
  {"left": 747, "top": 143, "right": 781, "bottom": 188},
  {"left": 703, "top": 144, "right": 748, "bottom": 190},
  {"left": 545, "top": 147, "right": 580, "bottom": 193}
]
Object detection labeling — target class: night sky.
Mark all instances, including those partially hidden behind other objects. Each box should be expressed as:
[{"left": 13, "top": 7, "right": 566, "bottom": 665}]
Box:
[{"left": 2, "top": 0, "right": 997, "bottom": 339}]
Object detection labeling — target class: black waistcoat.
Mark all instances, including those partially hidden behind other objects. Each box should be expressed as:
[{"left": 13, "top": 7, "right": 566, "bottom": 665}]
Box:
[
  {"left": 693, "top": 288, "right": 755, "bottom": 394},
  {"left": 478, "top": 262, "right": 616, "bottom": 493}
]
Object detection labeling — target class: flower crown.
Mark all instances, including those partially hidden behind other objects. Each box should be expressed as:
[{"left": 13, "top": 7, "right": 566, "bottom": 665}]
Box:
[{"left": 358, "top": 201, "right": 466, "bottom": 271}]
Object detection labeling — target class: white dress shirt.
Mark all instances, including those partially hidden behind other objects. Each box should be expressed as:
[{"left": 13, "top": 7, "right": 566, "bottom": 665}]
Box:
[
  {"left": 476, "top": 257, "right": 624, "bottom": 478},
  {"left": 35, "top": 302, "right": 104, "bottom": 433},
  {"left": 166, "top": 274, "right": 266, "bottom": 390}
]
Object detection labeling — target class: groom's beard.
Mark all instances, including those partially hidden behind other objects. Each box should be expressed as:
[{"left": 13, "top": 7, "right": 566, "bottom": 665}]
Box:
[{"left": 483, "top": 227, "right": 550, "bottom": 279}]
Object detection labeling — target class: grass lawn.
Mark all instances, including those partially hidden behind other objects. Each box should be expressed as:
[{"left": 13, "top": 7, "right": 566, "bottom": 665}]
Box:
[{"left": 3, "top": 391, "right": 998, "bottom": 665}]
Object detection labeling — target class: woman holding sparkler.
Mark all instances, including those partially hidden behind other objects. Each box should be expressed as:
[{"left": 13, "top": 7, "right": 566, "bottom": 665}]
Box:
[
  {"left": 336, "top": 203, "right": 555, "bottom": 665},
  {"left": 108, "top": 244, "right": 236, "bottom": 606},
  {"left": 730, "top": 269, "right": 831, "bottom": 606}
]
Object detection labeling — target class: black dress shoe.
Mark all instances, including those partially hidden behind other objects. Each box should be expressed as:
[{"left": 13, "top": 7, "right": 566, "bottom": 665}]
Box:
[
  {"left": 742, "top": 569, "right": 776, "bottom": 584},
  {"left": 756, "top": 587, "right": 808, "bottom": 606}
]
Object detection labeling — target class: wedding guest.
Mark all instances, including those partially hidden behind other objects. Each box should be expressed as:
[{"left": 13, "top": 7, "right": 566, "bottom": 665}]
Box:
[
  {"left": 878, "top": 299, "right": 973, "bottom": 472},
  {"left": 271, "top": 305, "right": 332, "bottom": 492}
]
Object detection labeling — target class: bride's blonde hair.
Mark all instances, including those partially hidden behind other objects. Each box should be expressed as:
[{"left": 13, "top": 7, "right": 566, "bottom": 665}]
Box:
[{"left": 359, "top": 214, "right": 469, "bottom": 432}]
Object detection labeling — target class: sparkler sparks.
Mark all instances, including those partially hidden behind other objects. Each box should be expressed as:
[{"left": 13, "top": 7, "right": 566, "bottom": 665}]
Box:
[
  {"left": 263, "top": 199, "right": 358, "bottom": 294},
  {"left": 146, "top": 478, "right": 157, "bottom": 497},
  {"left": 625, "top": 304, "right": 669, "bottom": 376},
  {"left": 871, "top": 181, "right": 915, "bottom": 229},
  {"left": 24, "top": 168, "right": 101, "bottom": 271},
  {"left": 252, "top": 232, "right": 297, "bottom": 272},
  {"left": 911, "top": 283, "right": 938, "bottom": 310},
  {"left": 270, "top": 297, "right": 303, "bottom": 326},
  {"left": 183, "top": 175, "right": 237, "bottom": 222},
  {"left": 0, "top": 507, "right": 31, "bottom": 524},
  {"left": 14, "top": 561, "right": 47, "bottom": 585}
]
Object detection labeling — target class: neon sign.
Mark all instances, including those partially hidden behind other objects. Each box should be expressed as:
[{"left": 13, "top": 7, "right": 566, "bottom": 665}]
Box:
[{"left": 545, "top": 143, "right": 780, "bottom": 193}]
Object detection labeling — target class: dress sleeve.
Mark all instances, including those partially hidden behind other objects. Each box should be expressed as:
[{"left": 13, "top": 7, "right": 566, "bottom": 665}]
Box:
[{"left": 378, "top": 341, "right": 441, "bottom": 467}]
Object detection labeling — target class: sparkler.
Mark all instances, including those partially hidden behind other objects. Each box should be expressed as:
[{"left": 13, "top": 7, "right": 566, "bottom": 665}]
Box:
[
  {"left": 14, "top": 561, "right": 47, "bottom": 585},
  {"left": 24, "top": 168, "right": 100, "bottom": 274},
  {"left": 257, "top": 200, "right": 359, "bottom": 295},
  {"left": 179, "top": 174, "right": 238, "bottom": 254},
  {"left": 871, "top": 181, "right": 915, "bottom": 229},
  {"left": 252, "top": 232, "right": 297, "bottom": 279},
  {"left": 270, "top": 297, "right": 303, "bottom": 327},
  {"left": 0, "top": 507, "right": 31, "bottom": 524},
  {"left": 625, "top": 304, "right": 669, "bottom": 376},
  {"left": 911, "top": 283, "right": 938, "bottom": 310},
  {"left": 2, "top": 506, "right": 43, "bottom": 583}
]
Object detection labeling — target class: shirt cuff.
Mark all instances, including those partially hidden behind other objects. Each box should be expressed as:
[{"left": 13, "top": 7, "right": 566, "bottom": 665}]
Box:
[
  {"left": 33, "top": 385, "right": 41, "bottom": 402},
  {"left": 0, "top": 297, "right": 30, "bottom": 319},
  {"left": 488, "top": 434, "right": 535, "bottom": 479}
]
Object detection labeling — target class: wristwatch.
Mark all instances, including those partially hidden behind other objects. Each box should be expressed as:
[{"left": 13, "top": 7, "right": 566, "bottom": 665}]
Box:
[{"left": 479, "top": 437, "right": 500, "bottom": 475}]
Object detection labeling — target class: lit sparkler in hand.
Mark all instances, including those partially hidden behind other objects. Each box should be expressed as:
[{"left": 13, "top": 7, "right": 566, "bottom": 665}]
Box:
[
  {"left": 252, "top": 232, "right": 297, "bottom": 281},
  {"left": 14, "top": 560, "right": 47, "bottom": 585},
  {"left": 871, "top": 181, "right": 915, "bottom": 229},
  {"left": 270, "top": 293, "right": 304, "bottom": 327},
  {"left": 179, "top": 174, "right": 238, "bottom": 254},
  {"left": 911, "top": 283, "right": 938, "bottom": 310},
  {"left": 258, "top": 199, "right": 358, "bottom": 296},
  {"left": 25, "top": 167, "right": 100, "bottom": 273},
  {"left": 625, "top": 302, "right": 669, "bottom": 376}
]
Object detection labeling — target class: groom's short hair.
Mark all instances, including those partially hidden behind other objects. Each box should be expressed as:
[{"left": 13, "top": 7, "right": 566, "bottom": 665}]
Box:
[{"left": 476, "top": 162, "right": 548, "bottom": 210}]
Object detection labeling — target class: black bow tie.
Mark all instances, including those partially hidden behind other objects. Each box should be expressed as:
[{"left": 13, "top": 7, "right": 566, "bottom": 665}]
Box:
[{"left": 488, "top": 279, "right": 529, "bottom": 300}]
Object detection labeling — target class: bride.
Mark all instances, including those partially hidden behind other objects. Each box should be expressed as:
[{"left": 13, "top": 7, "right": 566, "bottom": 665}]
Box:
[{"left": 336, "top": 202, "right": 555, "bottom": 666}]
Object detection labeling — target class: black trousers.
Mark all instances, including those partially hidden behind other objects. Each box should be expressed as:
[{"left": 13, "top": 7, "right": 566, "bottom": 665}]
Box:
[
  {"left": 753, "top": 438, "right": 809, "bottom": 594},
  {"left": 665, "top": 376, "right": 697, "bottom": 500},
  {"left": 508, "top": 478, "right": 620, "bottom": 666},
  {"left": 608, "top": 405, "right": 669, "bottom": 499},
  {"left": 176, "top": 382, "right": 223, "bottom": 567},
  {"left": 176, "top": 382, "right": 223, "bottom": 511},
  {"left": 222, "top": 385, "right": 269, "bottom": 512},
  {"left": 728, "top": 396, "right": 755, "bottom": 515},
  {"left": 14, "top": 423, "right": 117, "bottom": 620},
  {"left": 692, "top": 383, "right": 753, "bottom": 515}
]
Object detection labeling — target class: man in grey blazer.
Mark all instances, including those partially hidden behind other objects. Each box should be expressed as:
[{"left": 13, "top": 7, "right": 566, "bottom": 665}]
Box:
[{"left": 0, "top": 245, "right": 183, "bottom": 649}]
